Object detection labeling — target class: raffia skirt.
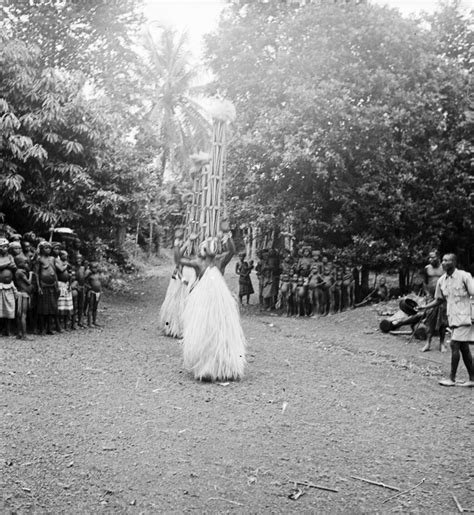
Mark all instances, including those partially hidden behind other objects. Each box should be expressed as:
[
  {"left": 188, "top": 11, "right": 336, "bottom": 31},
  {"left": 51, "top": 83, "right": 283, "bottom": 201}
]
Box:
[
  {"left": 159, "top": 266, "right": 197, "bottom": 338},
  {"left": 182, "top": 266, "right": 246, "bottom": 381},
  {"left": 159, "top": 276, "right": 187, "bottom": 338}
]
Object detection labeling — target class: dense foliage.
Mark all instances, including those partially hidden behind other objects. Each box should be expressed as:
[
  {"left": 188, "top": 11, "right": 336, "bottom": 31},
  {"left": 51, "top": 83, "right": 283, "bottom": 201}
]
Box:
[
  {"left": 1, "top": 0, "right": 472, "bottom": 273},
  {"left": 1, "top": 0, "right": 144, "bottom": 99},
  {"left": 0, "top": 3, "right": 206, "bottom": 254},
  {"left": 205, "top": 1, "right": 473, "bottom": 269}
]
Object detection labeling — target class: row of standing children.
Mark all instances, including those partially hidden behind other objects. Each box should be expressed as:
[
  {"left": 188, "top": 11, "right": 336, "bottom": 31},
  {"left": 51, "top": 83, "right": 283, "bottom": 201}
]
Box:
[
  {"left": 0, "top": 235, "right": 102, "bottom": 339},
  {"left": 236, "top": 246, "right": 357, "bottom": 316}
]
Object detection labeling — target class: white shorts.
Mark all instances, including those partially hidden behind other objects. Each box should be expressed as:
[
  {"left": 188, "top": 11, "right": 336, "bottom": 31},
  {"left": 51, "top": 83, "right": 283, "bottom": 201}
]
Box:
[{"left": 451, "top": 325, "right": 474, "bottom": 342}]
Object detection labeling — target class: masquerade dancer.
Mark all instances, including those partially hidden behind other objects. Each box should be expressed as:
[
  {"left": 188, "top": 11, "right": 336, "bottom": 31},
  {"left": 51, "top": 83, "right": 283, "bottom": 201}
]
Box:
[{"left": 175, "top": 234, "right": 246, "bottom": 382}]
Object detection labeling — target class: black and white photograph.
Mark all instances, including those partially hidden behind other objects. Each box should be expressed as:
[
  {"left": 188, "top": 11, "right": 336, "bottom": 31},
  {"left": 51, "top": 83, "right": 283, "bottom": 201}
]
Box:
[{"left": 1, "top": 0, "right": 473, "bottom": 512}]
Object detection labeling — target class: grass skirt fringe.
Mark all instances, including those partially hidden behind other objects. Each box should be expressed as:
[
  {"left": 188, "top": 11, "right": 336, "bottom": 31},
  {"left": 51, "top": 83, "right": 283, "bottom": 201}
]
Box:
[
  {"left": 183, "top": 266, "right": 246, "bottom": 381},
  {"left": 159, "top": 276, "right": 188, "bottom": 338}
]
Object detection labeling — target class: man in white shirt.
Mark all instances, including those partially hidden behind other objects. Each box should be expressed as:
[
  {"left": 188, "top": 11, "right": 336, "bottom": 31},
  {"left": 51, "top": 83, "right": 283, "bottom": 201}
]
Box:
[{"left": 418, "top": 254, "right": 474, "bottom": 387}]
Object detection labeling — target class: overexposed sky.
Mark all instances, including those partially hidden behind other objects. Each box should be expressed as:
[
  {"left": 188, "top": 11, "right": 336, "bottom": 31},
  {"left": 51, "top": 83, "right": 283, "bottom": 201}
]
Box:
[
  {"left": 143, "top": 0, "right": 472, "bottom": 81},
  {"left": 143, "top": 0, "right": 470, "bottom": 53},
  {"left": 143, "top": 0, "right": 225, "bottom": 60}
]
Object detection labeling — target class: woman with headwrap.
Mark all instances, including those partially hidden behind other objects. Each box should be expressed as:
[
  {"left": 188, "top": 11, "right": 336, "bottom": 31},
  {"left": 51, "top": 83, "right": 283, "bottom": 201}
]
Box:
[{"left": 175, "top": 233, "right": 246, "bottom": 382}]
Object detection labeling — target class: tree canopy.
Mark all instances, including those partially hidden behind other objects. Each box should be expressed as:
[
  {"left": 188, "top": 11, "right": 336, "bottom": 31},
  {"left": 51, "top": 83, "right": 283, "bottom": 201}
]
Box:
[
  {"left": 0, "top": 3, "right": 206, "bottom": 252},
  {"left": 1, "top": 0, "right": 144, "bottom": 97},
  {"left": 205, "top": 1, "right": 473, "bottom": 268}
]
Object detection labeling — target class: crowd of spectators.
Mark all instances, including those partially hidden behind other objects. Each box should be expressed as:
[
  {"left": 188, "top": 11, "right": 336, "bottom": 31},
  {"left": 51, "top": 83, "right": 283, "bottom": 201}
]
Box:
[
  {"left": 0, "top": 229, "right": 102, "bottom": 338},
  {"left": 236, "top": 245, "right": 359, "bottom": 316}
]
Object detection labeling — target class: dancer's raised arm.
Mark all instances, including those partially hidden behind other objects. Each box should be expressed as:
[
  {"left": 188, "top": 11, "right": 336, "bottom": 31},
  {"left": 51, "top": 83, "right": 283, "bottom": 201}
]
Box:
[
  {"left": 216, "top": 231, "right": 235, "bottom": 274},
  {"left": 174, "top": 233, "right": 201, "bottom": 271}
]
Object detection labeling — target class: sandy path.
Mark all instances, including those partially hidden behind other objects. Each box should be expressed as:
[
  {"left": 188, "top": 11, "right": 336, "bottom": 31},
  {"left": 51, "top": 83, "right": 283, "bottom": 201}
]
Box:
[{"left": 1, "top": 264, "right": 472, "bottom": 513}]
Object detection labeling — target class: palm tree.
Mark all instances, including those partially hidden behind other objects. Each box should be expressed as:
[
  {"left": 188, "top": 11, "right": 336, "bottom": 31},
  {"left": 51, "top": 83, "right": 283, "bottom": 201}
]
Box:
[{"left": 141, "top": 25, "right": 211, "bottom": 180}]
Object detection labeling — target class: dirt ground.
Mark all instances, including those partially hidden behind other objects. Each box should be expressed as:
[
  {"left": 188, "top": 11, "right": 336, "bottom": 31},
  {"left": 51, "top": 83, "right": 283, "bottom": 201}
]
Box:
[{"left": 1, "top": 258, "right": 473, "bottom": 514}]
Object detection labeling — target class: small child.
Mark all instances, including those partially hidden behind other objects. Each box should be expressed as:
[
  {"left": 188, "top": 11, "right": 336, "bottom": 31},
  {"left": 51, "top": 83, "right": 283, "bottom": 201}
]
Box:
[
  {"left": 236, "top": 252, "right": 254, "bottom": 305},
  {"left": 295, "top": 275, "right": 309, "bottom": 317},
  {"left": 69, "top": 270, "right": 78, "bottom": 330},
  {"left": 85, "top": 262, "right": 102, "bottom": 327},
  {"left": 0, "top": 238, "right": 18, "bottom": 336},
  {"left": 55, "top": 250, "right": 73, "bottom": 331},
  {"left": 75, "top": 254, "right": 87, "bottom": 327}
]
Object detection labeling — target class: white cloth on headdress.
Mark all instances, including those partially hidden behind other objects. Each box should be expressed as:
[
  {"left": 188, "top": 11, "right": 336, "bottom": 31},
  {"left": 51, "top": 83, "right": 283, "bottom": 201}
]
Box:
[
  {"left": 159, "top": 276, "right": 186, "bottom": 338},
  {"left": 181, "top": 265, "right": 197, "bottom": 289},
  {"left": 182, "top": 265, "right": 246, "bottom": 381},
  {"left": 159, "top": 266, "right": 197, "bottom": 338}
]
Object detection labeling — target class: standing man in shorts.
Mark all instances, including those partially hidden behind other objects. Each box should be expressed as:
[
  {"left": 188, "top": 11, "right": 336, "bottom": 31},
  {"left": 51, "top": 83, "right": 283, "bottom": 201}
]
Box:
[
  {"left": 418, "top": 253, "right": 474, "bottom": 387},
  {"left": 421, "top": 250, "right": 448, "bottom": 352}
]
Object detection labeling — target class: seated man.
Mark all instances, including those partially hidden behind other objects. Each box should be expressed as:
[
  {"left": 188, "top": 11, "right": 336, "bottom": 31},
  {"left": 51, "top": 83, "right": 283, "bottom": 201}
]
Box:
[{"left": 374, "top": 276, "right": 389, "bottom": 302}]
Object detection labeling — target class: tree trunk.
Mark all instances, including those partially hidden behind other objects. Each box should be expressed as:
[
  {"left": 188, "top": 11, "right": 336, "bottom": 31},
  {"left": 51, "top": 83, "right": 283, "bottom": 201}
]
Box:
[
  {"left": 245, "top": 228, "right": 251, "bottom": 258},
  {"left": 115, "top": 225, "right": 126, "bottom": 249},
  {"left": 250, "top": 225, "right": 257, "bottom": 261},
  {"left": 160, "top": 150, "right": 168, "bottom": 181},
  {"left": 353, "top": 267, "right": 361, "bottom": 303},
  {"left": 148, "top": 218, "right": 153, "bottom": 257},
  {"left": 398, "top": 267, "right": 409, "bottom": 294},
  {"left": 360, "top": 265, "right": 369, "bottom": 300}
]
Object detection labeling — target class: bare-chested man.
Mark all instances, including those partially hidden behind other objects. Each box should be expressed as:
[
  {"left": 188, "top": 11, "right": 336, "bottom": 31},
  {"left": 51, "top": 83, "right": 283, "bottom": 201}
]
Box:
[
  {"left": 308, "top": 262, "right": 324, "bottom": 316},
  {"left": 333, "top": 266, "right": 344, "bottom": 313},
  {"left": 321, "top": 256, "right": 334, "bottom": 315},
  {"left": 421, "top": 250, "right": 448, "bottom": 352}
]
